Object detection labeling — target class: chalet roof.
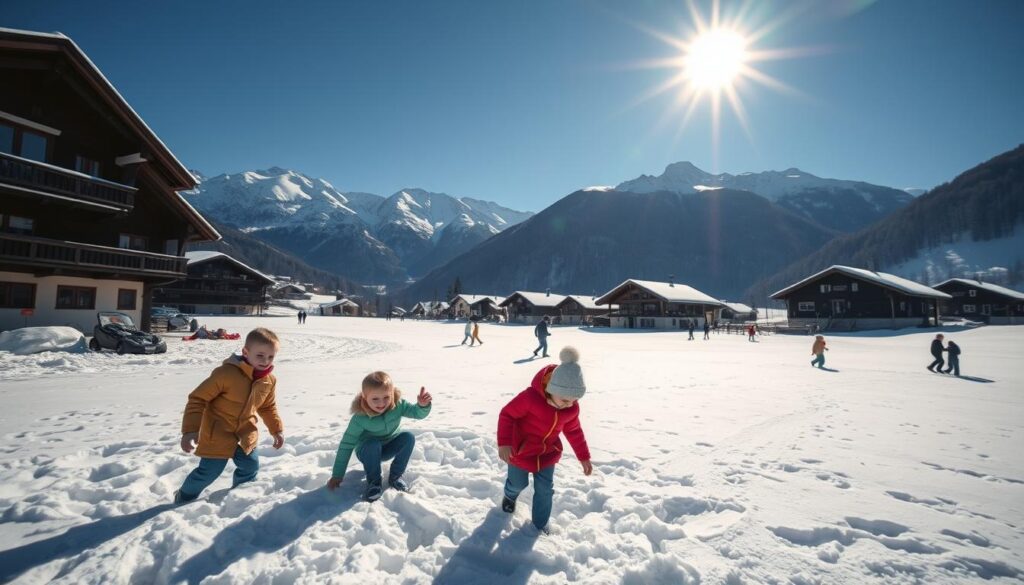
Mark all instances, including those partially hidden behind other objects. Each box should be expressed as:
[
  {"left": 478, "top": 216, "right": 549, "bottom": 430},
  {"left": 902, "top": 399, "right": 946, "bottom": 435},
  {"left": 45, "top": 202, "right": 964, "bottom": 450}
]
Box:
[
  {"left": 414, "top": 301, "right": 449, "bottom": 311},
  {"left": 184, "top": 251, "right": 275, "bottom": 285},
  {"left": 771, "top": 265, "right": 952, "bottom": 300},
  {"left": 720, "top": 301, "right": 755, "bottom": 314},
  {"left": 451, "top": 294, "right": 505, "bottom": 306},
  {"left": 320, "top": 298, "right": 359, "bottom": 308},
  {"left": 274, "top": 282, "right": 307, "bottom": 293},
  {"left": 595, "top": 279, "right": 723, "bottom": 306},
  {"left": 934, "top": 278, "right": 1024, "bottom": 301},
  {"left": 499, "top": 291, "right": 567, "bottom": 308},
  {"left": 557, "top": 295, "right": 612, "bottom": 310},
  {"left": 0, "top": 27, "right": 219, "bottom": 242}
]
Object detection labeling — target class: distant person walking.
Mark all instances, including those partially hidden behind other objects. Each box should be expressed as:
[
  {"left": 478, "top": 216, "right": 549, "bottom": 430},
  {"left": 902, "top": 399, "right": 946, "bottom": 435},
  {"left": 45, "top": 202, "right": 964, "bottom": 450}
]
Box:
[
  {"left": 811, "top": 335, "right": 828, "bottom": 368},
  {"left": 472, "top": 320, "right": 483, "bottom": 345},
  {"left": 461, "top": 319, "right": 473, "bottom": 345},
  {"left": 687, "top": 319, "right": 695, "bottom": 340},
  {"left": 703, "top": 320, "right": 711, "bottom": 340},
  {"left": 747, "top": 324, "right": 757, "bottom": 342},
  {"left": 943, "top": 340, "right": 961, "bottom": 376},
  {"left": 301, "top": 311, "right": 308, "bottom": 324},
  {"left": 297, "top": 311, "right": 303, "bottom": 325},
  {"left": 533, "top": 316, "right": 551, "bottom": 357},
  {"left": 927, "top": 333, "right": 946, "bottom": 373}
]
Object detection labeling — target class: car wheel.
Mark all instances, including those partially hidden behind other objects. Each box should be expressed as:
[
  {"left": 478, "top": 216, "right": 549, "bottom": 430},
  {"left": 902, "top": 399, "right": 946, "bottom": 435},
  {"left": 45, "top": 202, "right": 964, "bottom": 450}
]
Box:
[
  {"left": 116, "top": 342, "right": 126, "bottom": 355},
  {"left": 89, "top": 338, "right": 101, "bottom": 351}
]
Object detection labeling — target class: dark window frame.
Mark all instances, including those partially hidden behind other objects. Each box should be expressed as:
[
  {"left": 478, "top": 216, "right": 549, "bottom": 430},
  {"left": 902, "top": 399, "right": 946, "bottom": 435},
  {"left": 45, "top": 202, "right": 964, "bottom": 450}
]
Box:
[
  {"left": 55, "top": 285, "right": 97, "bottom": 310},
  {"left": 0, "top": 281, "right": 37, "bottom": 309},
  {"left": 0, "top": 121, "right": 52, "bottom": 163},
  {"left": 117, "top": 288, "right": 137, "bottom": 311},
  {"left": 1, "top": 214, "right": 35, "bottom": 235},
  {"left": 118, "top": 233, "right": 149, "bottom": 252},
  {"left": 75, "top": 155, "right": 101, "bottom": 177}
]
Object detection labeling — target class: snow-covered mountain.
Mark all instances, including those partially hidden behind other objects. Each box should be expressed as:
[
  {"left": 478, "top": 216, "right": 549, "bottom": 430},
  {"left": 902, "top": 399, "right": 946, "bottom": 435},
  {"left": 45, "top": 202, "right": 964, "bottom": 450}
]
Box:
[
  {"left": 617, "top": 162, "right": 914, "bottom": 232},
  {"left": 182, "top": 168, "right": 532, "bottom": 283}
]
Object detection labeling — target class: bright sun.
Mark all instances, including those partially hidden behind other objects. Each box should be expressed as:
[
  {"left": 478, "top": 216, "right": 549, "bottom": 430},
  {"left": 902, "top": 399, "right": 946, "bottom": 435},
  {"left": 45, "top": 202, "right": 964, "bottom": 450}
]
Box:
[{"left": 685, "top": 29, "right": 748, "bottom": 91}]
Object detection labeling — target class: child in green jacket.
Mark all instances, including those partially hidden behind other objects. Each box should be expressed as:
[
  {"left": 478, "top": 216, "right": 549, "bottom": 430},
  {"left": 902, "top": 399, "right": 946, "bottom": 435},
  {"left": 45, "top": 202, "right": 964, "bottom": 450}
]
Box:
[{"left": 327, "top": 371, "right": 433, "bottom": 501}]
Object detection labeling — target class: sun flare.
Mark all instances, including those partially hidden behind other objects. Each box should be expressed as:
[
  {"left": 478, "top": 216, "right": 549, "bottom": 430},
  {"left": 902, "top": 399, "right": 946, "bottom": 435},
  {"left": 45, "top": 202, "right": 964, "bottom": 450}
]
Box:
[{"left": 685, "top": 29, "right": 747, "bottom": 91}]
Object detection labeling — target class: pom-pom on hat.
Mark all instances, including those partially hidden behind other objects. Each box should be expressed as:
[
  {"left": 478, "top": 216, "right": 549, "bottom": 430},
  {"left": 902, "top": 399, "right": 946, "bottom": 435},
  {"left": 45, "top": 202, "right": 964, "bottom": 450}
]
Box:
[{"left": 547, "top": 346, "right": 586, "bottom": 400}]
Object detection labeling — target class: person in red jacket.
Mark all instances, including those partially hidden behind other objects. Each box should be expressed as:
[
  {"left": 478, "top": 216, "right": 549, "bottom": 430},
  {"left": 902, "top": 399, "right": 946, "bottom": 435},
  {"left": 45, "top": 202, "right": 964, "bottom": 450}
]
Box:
[{"left": 497, "top": 345, "right": 592, "bottom": 533}]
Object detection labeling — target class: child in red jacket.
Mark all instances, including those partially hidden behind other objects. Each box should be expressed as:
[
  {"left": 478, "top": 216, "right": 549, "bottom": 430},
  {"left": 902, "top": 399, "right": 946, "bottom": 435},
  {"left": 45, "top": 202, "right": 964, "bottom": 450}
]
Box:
[{"left": 497, "top": 346, "right": 592, "bottom": 533}]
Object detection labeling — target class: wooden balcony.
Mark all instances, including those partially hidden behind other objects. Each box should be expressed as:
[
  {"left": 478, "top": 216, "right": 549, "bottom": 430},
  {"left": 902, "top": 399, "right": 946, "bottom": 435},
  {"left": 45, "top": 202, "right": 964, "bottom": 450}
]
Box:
[
  {"left": 0, "top": 152, "right": 136, "bottom": 212},
  {"left": 0, "top": 233, "right": 187, "bottom": 277}
]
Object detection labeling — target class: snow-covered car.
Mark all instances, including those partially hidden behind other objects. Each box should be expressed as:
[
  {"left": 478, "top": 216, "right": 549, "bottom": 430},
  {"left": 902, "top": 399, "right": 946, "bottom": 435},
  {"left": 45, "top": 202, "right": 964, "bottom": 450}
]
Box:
[{"left": 89, "top": 312, "right": 168, "bottom": 355}]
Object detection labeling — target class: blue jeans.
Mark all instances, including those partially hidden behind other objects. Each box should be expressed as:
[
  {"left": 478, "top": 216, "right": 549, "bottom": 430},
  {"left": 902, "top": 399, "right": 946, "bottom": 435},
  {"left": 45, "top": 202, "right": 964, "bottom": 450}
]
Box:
[
  {"left": 812, "top": 353, "right": 825, "bottom": 368},
  {"left": 504, "top": 464, "right": 555, "bottom": 530},
  {"left": 356, "top": 431, "right": 415, "bottom": 486},
  {"left": 534, "top": 336, "right": 549, "bottom": 356},
  {"left": 180, "top": 445, "right": 259, "bottom": 498},
  {"left": 945, "top": 355, "right": 960, "bottom": 376}
]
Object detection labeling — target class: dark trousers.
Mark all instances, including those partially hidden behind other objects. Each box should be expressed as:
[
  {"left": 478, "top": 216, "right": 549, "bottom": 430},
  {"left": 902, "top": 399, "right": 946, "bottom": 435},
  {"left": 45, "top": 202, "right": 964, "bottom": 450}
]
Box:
[
  {"left": 356, "top": 432, "right": 415, "bottom": 486},
  {"left": 534, "top": 336, "right": 549, "bottom": 356},
  {"left": 944, "top": 355, "right": 960, "bottom": 376},
  {"left": 928, "top": 355, "right": 945, "bottom": 371}
]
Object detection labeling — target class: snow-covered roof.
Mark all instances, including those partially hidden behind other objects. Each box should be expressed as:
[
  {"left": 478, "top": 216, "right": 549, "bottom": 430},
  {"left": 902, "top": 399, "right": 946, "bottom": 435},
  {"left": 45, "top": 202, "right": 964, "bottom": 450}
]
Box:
[
  {"left": 558, "top": 295, "right": 613, "bottom": 310},
  {"left": 320, "top": 298, "right": 359, "bottom": 308},
  {"left": 184, "top": 251, "right": 275, "bottom": 284},
  {"left": 934, "top": 278, "right": 1024, "bottom": 301},
  {"left": 720, "top": 301, "right": 755, "bottom": 314},
  {"left": 595, "top": 279, "right": 724, "bottom": 306},
  {"left": 274, "top": 282, "right": 307, "bottom": 293},
  {"left": 771, "top": 265, "right": 952, "bottom": 300},
  {"left": 499, "top": 291, "right": 566, "bottom": 308},
  {"left": 413, "top": 301, "right": 449, "bottom": 312},
  {"left": 451, "top": 294, "right": 505, "bottom": 306}
]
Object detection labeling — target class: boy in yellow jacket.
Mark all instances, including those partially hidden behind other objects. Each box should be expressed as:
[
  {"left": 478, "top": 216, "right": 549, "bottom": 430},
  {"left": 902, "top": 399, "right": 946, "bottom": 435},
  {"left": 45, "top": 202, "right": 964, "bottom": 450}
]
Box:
[{"left": 175, "top": 327, "right": 285, "bottom": 503}]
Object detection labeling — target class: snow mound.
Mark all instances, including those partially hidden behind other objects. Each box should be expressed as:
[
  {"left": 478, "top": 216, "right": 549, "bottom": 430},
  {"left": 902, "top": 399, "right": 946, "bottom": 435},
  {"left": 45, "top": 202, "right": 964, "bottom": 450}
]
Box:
[{"left": 0, "top": 327, "right": 88, "bottom": 356}]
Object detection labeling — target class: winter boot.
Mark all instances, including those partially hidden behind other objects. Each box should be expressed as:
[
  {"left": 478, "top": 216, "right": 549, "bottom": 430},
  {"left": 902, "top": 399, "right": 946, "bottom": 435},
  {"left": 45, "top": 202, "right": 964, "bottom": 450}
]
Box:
[
  {"left": 389, "top": 476, "right": 409, "bottom": 492},
  {"left": 364, "top": 482, "right": 383, "bottom": 502},
  {"left": 501, "top": 496, "right": 516, "bottom": 513}
]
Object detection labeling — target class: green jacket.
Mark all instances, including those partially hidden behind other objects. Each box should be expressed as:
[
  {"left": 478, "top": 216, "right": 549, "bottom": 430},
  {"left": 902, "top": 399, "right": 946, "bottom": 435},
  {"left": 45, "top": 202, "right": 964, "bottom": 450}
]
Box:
[{"left": 331, "top": 399, "right": 431, "bottom": 478}]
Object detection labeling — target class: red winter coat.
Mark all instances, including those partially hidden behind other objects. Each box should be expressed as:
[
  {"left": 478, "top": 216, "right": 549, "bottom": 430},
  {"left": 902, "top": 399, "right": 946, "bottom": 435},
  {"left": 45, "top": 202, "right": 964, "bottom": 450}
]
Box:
[{"left": 497, "top": 364, "right": 591, "bottom": 473}]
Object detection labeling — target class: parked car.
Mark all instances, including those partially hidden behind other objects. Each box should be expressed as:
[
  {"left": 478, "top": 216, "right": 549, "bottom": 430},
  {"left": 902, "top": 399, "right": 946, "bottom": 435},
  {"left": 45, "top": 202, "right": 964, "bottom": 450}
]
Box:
[{"left": 90, "top": 312, "right": 168, "bottom": 354}]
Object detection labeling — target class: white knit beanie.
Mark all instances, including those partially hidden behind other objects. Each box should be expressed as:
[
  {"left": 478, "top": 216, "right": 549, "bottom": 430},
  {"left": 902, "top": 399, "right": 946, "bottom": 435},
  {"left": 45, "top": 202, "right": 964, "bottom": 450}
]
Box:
[{"left": 547, "top": 346, "right": 586, "bottom": 399}]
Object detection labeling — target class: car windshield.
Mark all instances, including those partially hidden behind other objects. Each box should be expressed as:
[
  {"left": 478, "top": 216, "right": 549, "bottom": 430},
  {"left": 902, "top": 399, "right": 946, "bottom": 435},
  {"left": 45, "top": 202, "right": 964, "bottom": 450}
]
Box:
[{"left": 99, "top": 312, "right": 137, "bottom": 329}]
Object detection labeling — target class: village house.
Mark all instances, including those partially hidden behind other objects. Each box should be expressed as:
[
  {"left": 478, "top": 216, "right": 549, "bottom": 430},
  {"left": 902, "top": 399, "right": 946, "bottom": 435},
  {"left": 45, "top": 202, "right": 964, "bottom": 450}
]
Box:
[
  {"left": 719, "top": 301, "right": 757, "bottom": 322},
  {"left": 500, "top": 290, "right": 566, "bottom": 324},
  {"left": 151, "top": 251, "right": 273, "bottom": 315},
  {"left": 409, "top": 300, "right": 449, "bottom": 319},
  {"left": 320, "top": 297, "right": 360, "bottom": 316},
  {"left": 771, "top": 265, "right": 951, "bottom": 330},
  {"left": 271, "top": 282, "right": 313, "bottom": 301},
  {"left": 0, "top": 29, "right": 219, "bottom": 333},
  {"left": 594, "top": 279, "right": 723, "bottom": 330},
  {"left": 448, "top": 294, "right": 506, "bottom": 319},
  {"left": 933, "top": 278, "right": 1024, "bottom": 325},
  {"left": 555, "top": 294, "right": 613, "bottom": 326}
]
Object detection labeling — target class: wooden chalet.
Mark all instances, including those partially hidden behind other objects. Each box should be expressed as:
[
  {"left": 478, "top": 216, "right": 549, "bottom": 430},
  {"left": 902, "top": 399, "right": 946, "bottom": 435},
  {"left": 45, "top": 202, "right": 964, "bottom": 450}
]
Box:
[
  {"left": 771, "top": 265, "right": 951, "bottom": 330},
  {"left": 449, "top": 294, "right": 505, "bottom": 319},
  {"left": 271, "top": 282, "right": 313, "bottom": 301},
  {"left": 0, "top": 29, "right": 219, "bottom": 333},
  {"left": 152, "top": 251, "right": 273, "bottom": 315},
  {"left": 594, "top": 279, "right": 723, "bottom": 330},
  {"left": 934, "top": 278, "right": 1024, "bottom": 325},
  {"left": 555, "top": 294, "right": 613, "bottom": 326},
  {"left": 409, "top": 300, "right": 448, "bottom": 318},
  {"left": 719, "top": 301, "right": 757, "bottom": 322},
  {"left": 320, "top": 297, "right": 360, "bottom": 316},
  {"left": 500, "top": 291, "right": 565, "bottom": 324}
]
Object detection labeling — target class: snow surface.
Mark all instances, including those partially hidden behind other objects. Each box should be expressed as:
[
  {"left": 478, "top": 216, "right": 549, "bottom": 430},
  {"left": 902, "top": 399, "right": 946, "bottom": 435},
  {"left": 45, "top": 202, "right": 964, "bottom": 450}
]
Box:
[
  {"left": 0, "top": 317, "right": 1022, "bottom": 584},
  {"left": 886, "top": 229, "right": 1024, "bottom": 287}
]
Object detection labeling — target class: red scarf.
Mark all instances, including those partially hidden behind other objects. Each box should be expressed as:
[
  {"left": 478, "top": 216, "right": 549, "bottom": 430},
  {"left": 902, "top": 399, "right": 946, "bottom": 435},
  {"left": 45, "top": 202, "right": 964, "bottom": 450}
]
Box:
[{"left": 243, "top": 357, "right": 274, "bottom": 380}]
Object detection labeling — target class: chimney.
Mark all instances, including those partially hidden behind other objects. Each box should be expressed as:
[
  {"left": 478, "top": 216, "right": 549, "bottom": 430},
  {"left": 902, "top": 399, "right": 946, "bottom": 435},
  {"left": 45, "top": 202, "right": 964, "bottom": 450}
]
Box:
[
  {"left": 669, "top": 274, "right": 675, "bottom": 287},
  {"left": 546, "top": 288, "right": 550, "bottom": 297}
]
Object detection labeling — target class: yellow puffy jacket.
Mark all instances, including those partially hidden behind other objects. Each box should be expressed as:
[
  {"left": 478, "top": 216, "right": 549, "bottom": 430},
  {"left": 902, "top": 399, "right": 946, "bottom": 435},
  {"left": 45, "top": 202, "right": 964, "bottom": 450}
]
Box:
[{"left": 181, "top": 355, "right": 283, "bottom": 458}]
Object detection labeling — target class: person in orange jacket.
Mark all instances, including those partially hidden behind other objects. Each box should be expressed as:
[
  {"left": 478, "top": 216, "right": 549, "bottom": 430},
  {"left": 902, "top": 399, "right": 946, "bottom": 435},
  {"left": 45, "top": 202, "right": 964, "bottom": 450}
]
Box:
[
  {"left": 175, "top": 327, "right": 285, "bottom": 503},
  {"left": 811, "top": 335, "right": 828, "bottom": 368}
]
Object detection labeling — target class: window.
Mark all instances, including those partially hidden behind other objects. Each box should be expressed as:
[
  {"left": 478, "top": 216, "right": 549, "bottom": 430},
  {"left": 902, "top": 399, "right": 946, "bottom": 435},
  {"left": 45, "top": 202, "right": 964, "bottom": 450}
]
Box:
[
  {"left": 2, "top": 215, "right": 34, "bottom": 235},
  {"left": 798, "top": 301, "right": 815, "bottom": 312},
  {"left": 117, "top": 288, "right": 137, "bottom": 310},
  {"left": 833, "top": 285, "right": 847, "bottom": 292},
  {"left": 899, "top": 301, "right": 906, "bottom": 311},
  {"left": 851, "top": 282, "right": 858, "bottom": 292},
  {"left": 639, "top": 318, "right": 655, "bottom": 328},
  {"left": 0, "top": 123, "right": 12, "bottom": 154},
  {"left": 0, "top": 281, "right": 36, "bottom": 308},
  {"left": 118, "top": 233, "right": 148, "bottom": 251},
  {"left": 164, "top": 239, "right": 179, "bottom": 255},
  {"left": 55, "top": 285, "right": 96, "bottom": 309},
  {"left": 981, "top": 304, "right": 991, "bottom": 316},
  {"left": 963, "top": 304, "right": 976, "bottom": 313},
  {"left": 75, "top": 155, "right": 100, "bottom": 177},
  {"left": 819, "top": 284, "right": 832, "bottom": 293},
  {"left": 19, "top": 130, "right": 48, "bottom": 162},
  {"left": 968, "top": 289, "right": 977, "bottom": 297}
]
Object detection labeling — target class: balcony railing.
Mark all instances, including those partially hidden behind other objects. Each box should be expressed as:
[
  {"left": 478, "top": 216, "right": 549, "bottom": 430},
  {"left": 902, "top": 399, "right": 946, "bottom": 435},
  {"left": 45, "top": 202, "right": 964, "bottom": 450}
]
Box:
[
  {"left": 0, "top": 152, "right": 136, "bottom": 211},
  {"left": 0, "top": 233, "right": 187, "bottom": 277}
]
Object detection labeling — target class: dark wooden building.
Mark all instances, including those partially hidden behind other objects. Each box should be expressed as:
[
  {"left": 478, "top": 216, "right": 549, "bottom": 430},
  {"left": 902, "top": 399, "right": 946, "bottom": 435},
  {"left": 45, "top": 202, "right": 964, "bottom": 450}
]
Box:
[
  {"left": 500, "top": 291, "right": 566, "bottom": 324},
  {"left": 0, "top": 29, "right": 219, "bottom": 333},
  {"left": 594, "top": 279, "right": 723, "bottom": 330},
  {"left": 152, "top": 252, "right": 273, "bottom": 315},
  {"left": 934, "top": 278, "right": 1024, "bottom": 325},
  {"left": 555, "top": 294, "right": 612, "bottom": 326},
  {"left": 771, "top": 265, "right": 951, "bottom": 330}
]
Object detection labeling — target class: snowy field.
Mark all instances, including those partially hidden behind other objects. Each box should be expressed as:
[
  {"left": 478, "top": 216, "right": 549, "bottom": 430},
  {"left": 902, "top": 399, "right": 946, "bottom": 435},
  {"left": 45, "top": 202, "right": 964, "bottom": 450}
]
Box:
[{"left": 0, "top": 316, "right": 1021, "bottom": 584}]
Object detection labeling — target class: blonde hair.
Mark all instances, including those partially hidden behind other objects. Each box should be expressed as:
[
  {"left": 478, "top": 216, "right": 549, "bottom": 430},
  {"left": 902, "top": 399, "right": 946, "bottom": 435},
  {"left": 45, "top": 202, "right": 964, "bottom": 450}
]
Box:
[
  {"left": 245, "top": 327, "right": 279, "bottom": 347},
  {"left": 352, "top": 371, "right": 402, "bottom": 415}
]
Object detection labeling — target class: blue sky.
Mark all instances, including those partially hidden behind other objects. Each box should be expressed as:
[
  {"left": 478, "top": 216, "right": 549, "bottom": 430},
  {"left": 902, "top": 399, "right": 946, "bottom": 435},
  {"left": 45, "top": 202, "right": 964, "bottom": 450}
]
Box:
[{"left": 5, "top": 0, "right": 1023, "bottom": 211}]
